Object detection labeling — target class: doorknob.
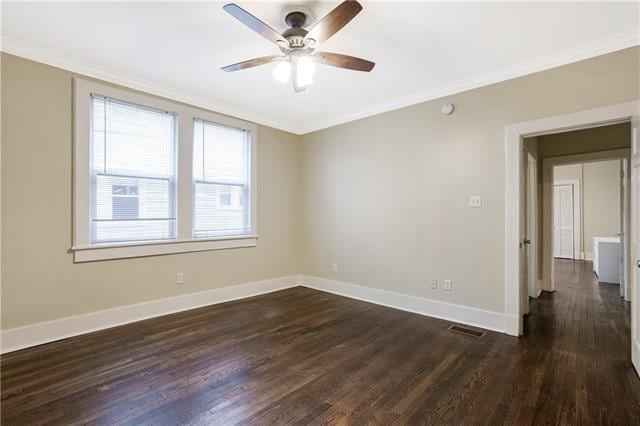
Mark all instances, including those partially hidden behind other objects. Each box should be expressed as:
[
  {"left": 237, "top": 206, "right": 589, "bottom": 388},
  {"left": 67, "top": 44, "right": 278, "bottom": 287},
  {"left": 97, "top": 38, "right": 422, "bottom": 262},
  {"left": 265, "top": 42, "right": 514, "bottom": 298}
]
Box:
[
  {"left": 523, "top": 239, "right": 531, "bottom": 245},
  {"left": 637, "top": 260, "right": 640, "bottom": 269}
]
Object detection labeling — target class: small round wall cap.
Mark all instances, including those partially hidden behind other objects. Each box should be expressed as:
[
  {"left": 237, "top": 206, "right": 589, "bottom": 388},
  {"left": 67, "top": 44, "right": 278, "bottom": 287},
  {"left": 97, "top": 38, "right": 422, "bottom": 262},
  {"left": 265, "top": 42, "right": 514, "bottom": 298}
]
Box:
[{"left": 441, "top": 103, "right": 455, "bottom": 115}]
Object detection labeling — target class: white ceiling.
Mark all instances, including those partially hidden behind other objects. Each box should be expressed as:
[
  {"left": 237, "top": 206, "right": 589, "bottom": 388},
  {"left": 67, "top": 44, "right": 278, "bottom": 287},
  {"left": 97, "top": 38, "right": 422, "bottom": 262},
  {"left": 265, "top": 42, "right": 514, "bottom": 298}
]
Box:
[{"left": 2, "top": 1, "right": 638, "bottom": 134}]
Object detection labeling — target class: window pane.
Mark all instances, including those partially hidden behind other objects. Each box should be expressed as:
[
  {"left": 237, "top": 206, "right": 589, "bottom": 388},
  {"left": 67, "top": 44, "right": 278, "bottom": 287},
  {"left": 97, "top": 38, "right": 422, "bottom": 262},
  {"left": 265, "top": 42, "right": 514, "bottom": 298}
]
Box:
[
  {"left": 193, "top": 119, "right": 250, "bottom": 238},
  {"left": 193, "top": 120, "right": 247, "bottom": 183},
  {"left": 91, "top": 96, "right": 176, "bottom": 243},
  {"left": 194, "top": 183, "right": 246, "bottom": 237}
]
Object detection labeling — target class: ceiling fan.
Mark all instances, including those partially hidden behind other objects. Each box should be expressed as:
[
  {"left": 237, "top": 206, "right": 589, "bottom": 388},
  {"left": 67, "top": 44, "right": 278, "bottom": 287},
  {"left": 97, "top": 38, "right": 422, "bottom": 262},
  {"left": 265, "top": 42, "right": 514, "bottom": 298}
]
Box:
[{"left": 221, "top": 1, "right": 375, "bottom": 92}]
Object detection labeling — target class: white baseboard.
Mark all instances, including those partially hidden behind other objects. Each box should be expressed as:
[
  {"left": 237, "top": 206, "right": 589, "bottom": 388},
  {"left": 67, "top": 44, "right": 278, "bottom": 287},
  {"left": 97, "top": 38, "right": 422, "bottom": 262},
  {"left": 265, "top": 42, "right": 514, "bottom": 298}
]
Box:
[
  {"left": 536, "top": 282, "right": 543, "bottom": 298},
  {"left": 503, "top": 314, "right": 520, "bottom": 336},
  {"left": 2, "top": 274, "right": 515, "bottom": 354},
  {"left": 299, "top": 275, "right": 507, "bottom": 334},
  {"left": 1, "top": 275, "right": 298, "bottom": 354}
]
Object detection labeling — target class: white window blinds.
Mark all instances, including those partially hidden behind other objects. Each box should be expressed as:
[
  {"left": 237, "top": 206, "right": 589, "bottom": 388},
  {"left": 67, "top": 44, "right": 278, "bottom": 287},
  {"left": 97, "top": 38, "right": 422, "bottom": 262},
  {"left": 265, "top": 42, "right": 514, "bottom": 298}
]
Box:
[
  {"left": 193, "top": 119, "right": 250, "bottom": 238},
  {"left": 91, "top": 95, "right": 176, "bottom": 243}
]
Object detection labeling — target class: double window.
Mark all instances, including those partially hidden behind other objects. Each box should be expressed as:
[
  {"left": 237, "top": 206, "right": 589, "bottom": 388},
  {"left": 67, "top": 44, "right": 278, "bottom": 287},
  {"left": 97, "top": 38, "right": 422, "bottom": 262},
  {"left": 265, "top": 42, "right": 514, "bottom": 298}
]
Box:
[{"left": 74, "top": 79, "right": 256, "bottom": 262}]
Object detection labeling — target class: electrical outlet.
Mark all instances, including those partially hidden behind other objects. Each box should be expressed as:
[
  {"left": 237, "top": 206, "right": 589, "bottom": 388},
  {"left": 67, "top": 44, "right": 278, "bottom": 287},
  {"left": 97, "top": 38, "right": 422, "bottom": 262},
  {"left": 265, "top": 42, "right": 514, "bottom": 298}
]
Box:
[
  {"left": 469, "top": 196, "right": 482, "bottom": 208},
  {"left": 430, "top": 278, "right": 438, "bottom": 289},
  {"left": 332, "top": 263, "right": 339, "bottom": 273},
  {"left": 444, "top": 279, "right": 452, "bottom": 291},
  {"left": 176, "top": 272, "right": 184, "bottom": 285}
]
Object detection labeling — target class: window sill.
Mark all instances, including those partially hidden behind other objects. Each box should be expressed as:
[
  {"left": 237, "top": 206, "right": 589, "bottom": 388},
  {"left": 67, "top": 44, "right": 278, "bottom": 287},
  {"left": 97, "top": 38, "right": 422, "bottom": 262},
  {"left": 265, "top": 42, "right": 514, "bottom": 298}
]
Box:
[{"left": 71, "top": 234, "right": 258, "bottom": 262}]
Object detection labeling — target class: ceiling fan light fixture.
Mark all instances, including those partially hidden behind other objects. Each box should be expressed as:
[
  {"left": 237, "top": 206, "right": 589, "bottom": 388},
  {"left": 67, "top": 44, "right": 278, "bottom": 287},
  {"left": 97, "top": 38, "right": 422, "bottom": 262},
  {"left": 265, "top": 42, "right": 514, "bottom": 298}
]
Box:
[
  {"left": 273, "top": 59, "right": 292, "bottom": 83},
  {"left": 296, "top": 55, "right": 316, "bottom": 88},
  {"left": 222, "top": 1, "right": 374, "bottom": 93}
]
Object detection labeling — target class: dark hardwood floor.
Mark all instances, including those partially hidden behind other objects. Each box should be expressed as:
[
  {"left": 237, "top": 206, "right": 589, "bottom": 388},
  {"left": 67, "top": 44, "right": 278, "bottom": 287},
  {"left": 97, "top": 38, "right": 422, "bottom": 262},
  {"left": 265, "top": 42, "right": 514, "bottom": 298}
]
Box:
[{"left": 2, "top": 260, "right": 639, "bottom": 425}]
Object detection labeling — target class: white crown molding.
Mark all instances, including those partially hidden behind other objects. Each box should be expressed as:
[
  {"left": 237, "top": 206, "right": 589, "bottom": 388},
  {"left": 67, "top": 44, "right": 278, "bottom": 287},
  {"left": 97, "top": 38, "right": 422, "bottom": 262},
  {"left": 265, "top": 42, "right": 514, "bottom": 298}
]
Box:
[
  {"left": 0, "top": 36, "right": 301, "bottom": 134},
  {"left": 298, "top": 29, "right": 640, "bottom": 134},
  {"left": 300, "top": 275, "right": 507, "bottom": 334},
  {"left": 2, "top": 29, "right": 639, "bottom": 136},
  {"left": 1, "top": 275, "right": 298, "bottom": 354}
]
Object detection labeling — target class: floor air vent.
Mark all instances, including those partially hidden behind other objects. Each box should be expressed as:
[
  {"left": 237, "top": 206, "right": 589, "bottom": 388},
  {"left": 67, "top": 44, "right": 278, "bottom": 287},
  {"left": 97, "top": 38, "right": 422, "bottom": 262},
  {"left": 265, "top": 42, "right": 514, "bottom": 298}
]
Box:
[{"left": 448, "top": 325, "right": 486, "bottom": 338}]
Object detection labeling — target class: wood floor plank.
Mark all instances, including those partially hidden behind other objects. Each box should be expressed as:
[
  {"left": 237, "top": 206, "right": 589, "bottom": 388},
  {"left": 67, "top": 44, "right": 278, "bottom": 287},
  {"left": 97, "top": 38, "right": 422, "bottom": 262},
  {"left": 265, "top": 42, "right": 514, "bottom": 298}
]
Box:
[{"left": 2, "top": 260, "right": 639, "bottom": 425}]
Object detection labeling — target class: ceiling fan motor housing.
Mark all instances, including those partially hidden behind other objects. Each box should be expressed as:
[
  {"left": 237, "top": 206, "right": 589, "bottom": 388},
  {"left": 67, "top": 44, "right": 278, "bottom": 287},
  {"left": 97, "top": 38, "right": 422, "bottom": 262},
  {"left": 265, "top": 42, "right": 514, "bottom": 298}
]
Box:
[{"left": 282, "top": 11, "right": 309, "bottom": 45}]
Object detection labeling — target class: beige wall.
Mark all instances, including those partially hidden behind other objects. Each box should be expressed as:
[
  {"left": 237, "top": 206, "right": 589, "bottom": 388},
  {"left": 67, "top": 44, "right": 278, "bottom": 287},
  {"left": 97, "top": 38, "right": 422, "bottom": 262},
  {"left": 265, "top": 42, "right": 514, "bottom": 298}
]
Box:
[
  {"left": 538, "top": 123, "right": 631, "bottom": 158},
  {"left": 553, "top": 160, "right": 622, "bottom": 256},
  {"left": 301, "top": 47, "right": 638, "bottom": 314},
  {"left": 554, "top": 164, "right": 582, "bottom": 181},
  {"left": 1, "top": 54, "right": 302, "bottom": 329},
  {"left": 583, "top": 160, "right": 622, "bottom": 249}
]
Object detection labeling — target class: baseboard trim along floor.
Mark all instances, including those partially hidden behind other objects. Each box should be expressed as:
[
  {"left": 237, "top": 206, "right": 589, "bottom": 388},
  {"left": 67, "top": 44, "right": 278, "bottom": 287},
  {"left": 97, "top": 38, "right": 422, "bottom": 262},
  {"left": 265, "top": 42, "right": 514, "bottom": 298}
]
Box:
[
  {"left": 1, "top": 276, "right": 298, "bottom": 354},
  {"left": 1, "top": 274, "right": 508, "bottom": 353},
  {"left": 299, "top": 275, "right": 506, "bottom": 333}
]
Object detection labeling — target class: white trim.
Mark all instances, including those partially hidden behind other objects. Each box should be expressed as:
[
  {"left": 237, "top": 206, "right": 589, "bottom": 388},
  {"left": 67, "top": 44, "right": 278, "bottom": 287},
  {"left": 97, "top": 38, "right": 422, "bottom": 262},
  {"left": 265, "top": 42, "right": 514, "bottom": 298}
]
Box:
[
  {"left": 505, "top": 100, "right": 640, "bottom": 336},
  {"left": 73, "top": 78, "right": 258, "bottom": 261},
  {"left": 300, "top": 275, "right": 506, "bottom": 334},
  {"left": 553, "top": 178, "right": 582, "bottom": 261},
  {"left": 73, "top": 236, "right": 258, "bottom": 262},
  {"left": 1, "top": 275, "right": 298, "bottom": 354},
  {"left": 2, "top": 30, "right": 639, "bottom": 135}
]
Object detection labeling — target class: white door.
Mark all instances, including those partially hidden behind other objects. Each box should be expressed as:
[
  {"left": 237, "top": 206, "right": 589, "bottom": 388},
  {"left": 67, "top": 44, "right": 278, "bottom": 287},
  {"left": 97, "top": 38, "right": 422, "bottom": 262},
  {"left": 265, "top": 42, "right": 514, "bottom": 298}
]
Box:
[
  {"left": 620, "top": 158, "right": 629, "bottom": 299},
  {"left": 554, "top": 184, "right": 575, "bottom": 259},
  {"left": 527, "top": 154, "right": 538, "bottom": 298},
  {"left": 631, "top": 116, "right": 639, "bottom": 375}
]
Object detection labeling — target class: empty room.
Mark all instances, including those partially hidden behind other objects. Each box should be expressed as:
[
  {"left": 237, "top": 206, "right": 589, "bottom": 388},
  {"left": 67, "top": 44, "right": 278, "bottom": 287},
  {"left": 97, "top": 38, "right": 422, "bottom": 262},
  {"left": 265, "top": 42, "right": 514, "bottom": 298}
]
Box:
[{"left": 1, "top": 1, "right": 639, "bottom": 424}]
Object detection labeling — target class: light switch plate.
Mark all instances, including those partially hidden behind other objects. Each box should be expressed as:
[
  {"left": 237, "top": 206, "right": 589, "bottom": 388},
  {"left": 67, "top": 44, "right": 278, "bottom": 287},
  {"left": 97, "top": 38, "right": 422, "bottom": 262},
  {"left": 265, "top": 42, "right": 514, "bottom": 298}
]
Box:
[{"left": 469, "top": 196, "right": 482, "bottom": 208}]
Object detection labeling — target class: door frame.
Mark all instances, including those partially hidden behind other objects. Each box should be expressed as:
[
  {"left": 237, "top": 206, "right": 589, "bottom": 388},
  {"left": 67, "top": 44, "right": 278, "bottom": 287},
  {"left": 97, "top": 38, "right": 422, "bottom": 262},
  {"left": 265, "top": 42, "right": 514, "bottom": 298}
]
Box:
[
  {"left": 630, "top": 115, "right": 639, "bottom": 375},
  {"left": 504, "top": 100, "right": 639, "bottom": 336},
  {"left": 543, "top": 151, "right": 629, "bottom": 291},
  {"left": 553, "top": 178, "right": 581, "bottom": 261}
]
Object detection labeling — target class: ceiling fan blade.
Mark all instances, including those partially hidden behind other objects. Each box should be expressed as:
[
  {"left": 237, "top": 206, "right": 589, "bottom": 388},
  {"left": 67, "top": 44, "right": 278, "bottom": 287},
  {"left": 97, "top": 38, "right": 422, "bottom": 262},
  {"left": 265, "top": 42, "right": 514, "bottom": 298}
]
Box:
[
  {"left": 313, "top": 52, "right": 375, "bottom": 72},
  {"left": 223, "top": 3, "right": 288, "bottom": 46},
  {"left": 305, "top": 1, "right": 363, "bottom": 45},
  {"left": 221, "top": 55, "right": 281, "bottom": 72}
]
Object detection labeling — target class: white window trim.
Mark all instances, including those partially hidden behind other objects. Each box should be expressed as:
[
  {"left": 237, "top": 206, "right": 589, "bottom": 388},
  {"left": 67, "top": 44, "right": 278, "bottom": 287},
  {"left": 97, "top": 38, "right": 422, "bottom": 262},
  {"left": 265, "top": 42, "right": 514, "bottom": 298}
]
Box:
[{"left": 73, "top": 78, "right": 258, "bottom": 262}]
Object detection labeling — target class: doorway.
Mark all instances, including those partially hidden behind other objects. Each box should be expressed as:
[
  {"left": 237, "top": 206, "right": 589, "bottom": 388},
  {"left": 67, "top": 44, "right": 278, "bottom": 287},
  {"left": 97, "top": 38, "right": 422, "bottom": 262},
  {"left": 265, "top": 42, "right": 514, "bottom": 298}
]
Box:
[
  {"left": 546, "top": 155, "right": 629, "bottom": 293},
  {"left": 504, "top": 100, "right": 638, "bottom": 368}
]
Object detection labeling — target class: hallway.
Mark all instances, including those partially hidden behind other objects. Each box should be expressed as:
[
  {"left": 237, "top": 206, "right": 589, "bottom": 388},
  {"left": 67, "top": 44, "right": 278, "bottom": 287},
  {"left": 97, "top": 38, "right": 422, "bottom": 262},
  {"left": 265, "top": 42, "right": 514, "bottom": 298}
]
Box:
[{"left": 514, "top": 259, "right": 639, "bottom": 423}]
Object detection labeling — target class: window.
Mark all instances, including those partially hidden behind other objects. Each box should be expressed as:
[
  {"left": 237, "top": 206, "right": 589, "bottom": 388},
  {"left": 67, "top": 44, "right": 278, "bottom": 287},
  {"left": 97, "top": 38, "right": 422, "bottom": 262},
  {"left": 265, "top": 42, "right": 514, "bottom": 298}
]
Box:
[
  {"left": 192, "top": 119, "right": 250, "bottom": 238},
  {"left": 91, "top": 95, "right": 176, "bottom": 243},
  {"left": 73, "top": 78, "right": 257, "bottom": 262}
]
